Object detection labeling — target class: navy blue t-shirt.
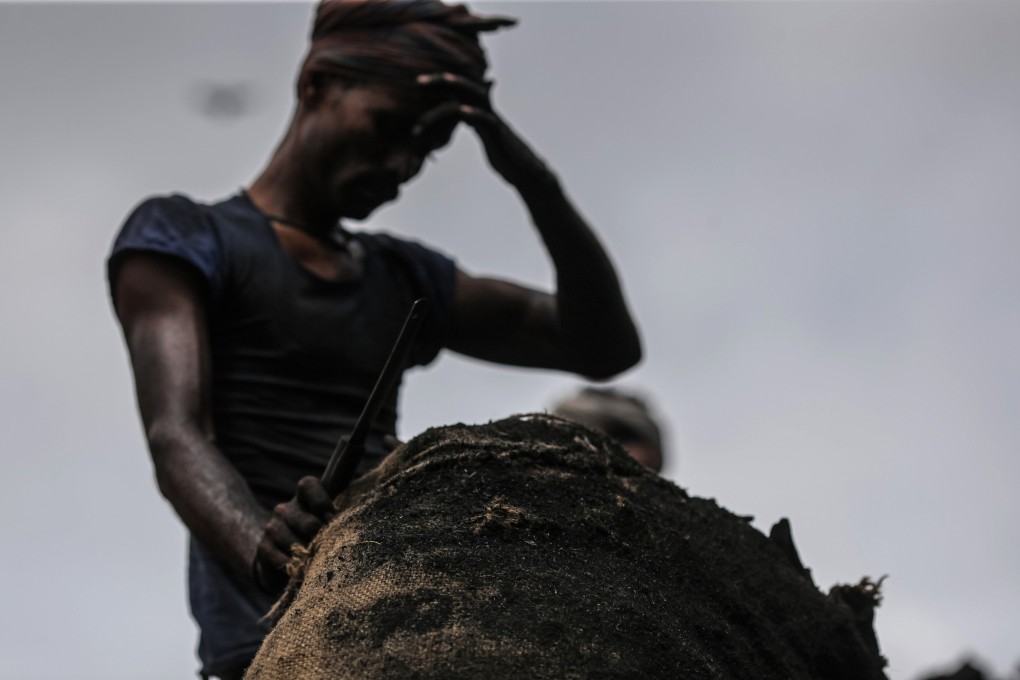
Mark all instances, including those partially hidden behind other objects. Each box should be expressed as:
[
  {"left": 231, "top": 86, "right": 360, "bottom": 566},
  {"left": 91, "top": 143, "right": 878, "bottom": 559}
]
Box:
[{"left": 108, "top": 192, "right": 457, "bottom": 675}]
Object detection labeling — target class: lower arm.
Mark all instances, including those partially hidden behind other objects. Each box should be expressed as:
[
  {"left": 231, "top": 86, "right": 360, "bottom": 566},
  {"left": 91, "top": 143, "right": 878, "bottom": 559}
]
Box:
[
  {"left": 515, "top": 177, "right": 643, "bottom": 376},
  {"left": 149, "top": 426, "right": 268, "bottom": 587}
]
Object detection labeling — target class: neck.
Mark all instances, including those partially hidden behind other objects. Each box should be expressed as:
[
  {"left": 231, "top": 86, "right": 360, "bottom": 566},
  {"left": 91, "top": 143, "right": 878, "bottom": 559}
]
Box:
[{"left": 247, "top": 133, "right": 341, "bottom": 239}]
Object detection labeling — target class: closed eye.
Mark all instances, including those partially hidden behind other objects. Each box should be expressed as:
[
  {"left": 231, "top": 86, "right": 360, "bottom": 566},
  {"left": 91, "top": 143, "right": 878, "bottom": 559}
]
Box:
[{"left": 374, "top": 111, "right": 416, "bottom": 143}]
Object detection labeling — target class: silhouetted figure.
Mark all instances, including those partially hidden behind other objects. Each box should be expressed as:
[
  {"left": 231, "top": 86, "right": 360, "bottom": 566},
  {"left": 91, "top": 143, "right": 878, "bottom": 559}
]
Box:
[
  {"left": 190, "top": 80, "right": 257, "bottom": 120},
  {"left": 915, "top": 659, "right": 1013, "bottom": 680},
  {"left": 108, "top": 1, "right": 640, "bottom": 677}
]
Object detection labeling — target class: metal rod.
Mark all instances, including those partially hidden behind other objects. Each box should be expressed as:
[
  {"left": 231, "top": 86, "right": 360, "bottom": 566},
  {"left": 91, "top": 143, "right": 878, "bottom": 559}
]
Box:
[{"left": 321, "top": 298, "right": 429, "bottom": 495}]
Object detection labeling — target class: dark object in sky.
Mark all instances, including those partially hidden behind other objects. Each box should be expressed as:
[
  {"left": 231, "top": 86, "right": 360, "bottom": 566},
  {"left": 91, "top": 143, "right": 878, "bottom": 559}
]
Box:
[
  {"left": 189, "top": 80, "right": 257, "bottom": 120},
  {"left": 248, "top": 415, "right": 888, "bottom": 679}
]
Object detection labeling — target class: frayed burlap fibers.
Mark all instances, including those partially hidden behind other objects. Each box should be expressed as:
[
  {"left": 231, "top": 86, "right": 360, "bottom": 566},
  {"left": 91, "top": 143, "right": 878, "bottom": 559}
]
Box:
[{"left": 245, "top": 415, "right": 887, "bottom": 679}]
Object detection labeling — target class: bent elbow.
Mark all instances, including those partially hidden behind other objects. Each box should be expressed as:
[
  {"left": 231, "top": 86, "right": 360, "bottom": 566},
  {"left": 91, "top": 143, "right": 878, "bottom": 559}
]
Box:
[
  {"left": 145, "top": 424, "right": 182, "bottom": 498},
  {"left": 579, "top": 337, "right": 643, "bottom": 382}
]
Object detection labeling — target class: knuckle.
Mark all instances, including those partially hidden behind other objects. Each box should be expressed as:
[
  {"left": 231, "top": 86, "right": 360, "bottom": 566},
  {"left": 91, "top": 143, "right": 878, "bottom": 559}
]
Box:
[{"left": 268, "top": 522, "right": 292, "bottom": 544}]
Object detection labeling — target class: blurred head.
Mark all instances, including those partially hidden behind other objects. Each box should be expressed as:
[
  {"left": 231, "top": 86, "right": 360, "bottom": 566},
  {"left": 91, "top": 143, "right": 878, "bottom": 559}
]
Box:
[
  {"left": 293, "top": 76, "right": 437, "bottom": 220},
  {"left": 552, "top": 387, "right": 666, "bottom": 473},
  {"left": 291, "top": 0, "right": 515, "bottom": 219}
]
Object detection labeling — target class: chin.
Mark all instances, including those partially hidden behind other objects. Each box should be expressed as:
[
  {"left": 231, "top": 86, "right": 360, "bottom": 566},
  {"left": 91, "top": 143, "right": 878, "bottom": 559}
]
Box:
[
  {"left": 345, "top": 194, "right": 397, "bottom": 221},
  {"left": 333, "top": 193, "right": 374, "bottom": 221},
  {"left": 343, "top": 203, "right": 379, "bottom": 222}
]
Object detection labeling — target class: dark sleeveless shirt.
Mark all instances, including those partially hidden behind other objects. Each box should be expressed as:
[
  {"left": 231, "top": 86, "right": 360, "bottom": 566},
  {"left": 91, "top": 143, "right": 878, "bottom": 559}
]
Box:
[{"left": 108, "top": 192, "right": 457, "bottom": 508}]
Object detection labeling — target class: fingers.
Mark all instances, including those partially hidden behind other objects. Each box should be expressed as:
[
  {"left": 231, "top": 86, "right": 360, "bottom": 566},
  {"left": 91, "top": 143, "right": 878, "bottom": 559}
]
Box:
[
  {"left": 254, "top": 536, "right": 290, "bottom": 594},
  {"left": 456, "top": 105, "right": 502, "bottom": 138},
  {"left": 412, "top": 101, "right": 462, "bottom": 140},
  {"left": 415, "top": 103, "right": 502, "bottom": 144},
  {"left": 296, "top": 476, "right": 336, "bottom": 523},
  {"left": 412, "top": 78, "right": 536, "bottom": 185},
  {"left": 256, "top": 533, "right": 291, "bottom": 572},
  {"left": 268, "top": 478, "right": 334, "bottom": 550},
  {"left": 253, "top": 477, "right": 338, "bottom": 594},
  {"left": 416, "top": 72, "right": 492, "bottom": 109},
  {"left": 268, "top": 503, "right": 310, "bottom": 546},
  {"left": 413, "top": 73, "right": 496, "bottom": 153}
]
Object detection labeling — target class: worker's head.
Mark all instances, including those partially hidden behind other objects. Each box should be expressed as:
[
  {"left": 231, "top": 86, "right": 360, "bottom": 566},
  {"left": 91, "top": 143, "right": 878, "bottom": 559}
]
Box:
[
  {"left": 552, "top": 387, "right": 666, "bottom": 473},
  {"left": 291, "top": 0, "right": 514, "bottom": 219}
]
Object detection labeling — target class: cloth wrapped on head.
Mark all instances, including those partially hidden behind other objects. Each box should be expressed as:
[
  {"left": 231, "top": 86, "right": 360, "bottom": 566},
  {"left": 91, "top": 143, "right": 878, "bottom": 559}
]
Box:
[{"left": 301, "top": 0, "right": 516, "bottom": 91}]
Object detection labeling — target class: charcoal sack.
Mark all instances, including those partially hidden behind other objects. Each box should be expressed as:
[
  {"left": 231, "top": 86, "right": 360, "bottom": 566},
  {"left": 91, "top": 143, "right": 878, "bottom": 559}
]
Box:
[{"left": 246, "top": 415, "right": 886, "bottom": 679}]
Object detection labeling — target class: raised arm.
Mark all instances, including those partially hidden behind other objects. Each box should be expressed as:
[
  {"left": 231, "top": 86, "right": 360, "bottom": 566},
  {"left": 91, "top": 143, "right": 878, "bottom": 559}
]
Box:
[{"left": 418, "top": 74, "right": 642, "bottom": 379}]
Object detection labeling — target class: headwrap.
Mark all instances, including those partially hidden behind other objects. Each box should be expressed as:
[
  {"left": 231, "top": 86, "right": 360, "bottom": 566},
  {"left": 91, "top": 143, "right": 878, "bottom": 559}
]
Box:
[{"left": 300, "top": 0, "right": 516, "bottom": 91}]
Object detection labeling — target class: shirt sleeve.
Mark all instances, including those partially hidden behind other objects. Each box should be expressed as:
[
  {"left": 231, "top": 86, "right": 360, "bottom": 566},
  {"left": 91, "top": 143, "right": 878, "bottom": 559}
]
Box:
[
  {"left": 106, "top": 195, "right": 225, "bottom": 308},
  {"left": 370, "top": 233, "right": 457, "bottom": 367}
]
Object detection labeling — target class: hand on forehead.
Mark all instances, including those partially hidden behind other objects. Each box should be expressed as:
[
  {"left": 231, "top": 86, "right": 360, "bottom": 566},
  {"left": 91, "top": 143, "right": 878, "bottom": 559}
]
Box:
[{"left": 352, "top": 72, "right": 490, "bottom": 153}]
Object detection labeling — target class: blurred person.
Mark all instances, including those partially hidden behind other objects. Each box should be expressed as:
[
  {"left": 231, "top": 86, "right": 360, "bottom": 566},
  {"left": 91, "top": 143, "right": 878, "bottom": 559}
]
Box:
[
  {"left": 552, "top": 387, "right": 665, "bottom": 473},
  {"left": 914, "top": 657, "right": 1020, "bottom": 680},
  {"left": 106, "top": 1, "right": 640, "bottom": 677}
]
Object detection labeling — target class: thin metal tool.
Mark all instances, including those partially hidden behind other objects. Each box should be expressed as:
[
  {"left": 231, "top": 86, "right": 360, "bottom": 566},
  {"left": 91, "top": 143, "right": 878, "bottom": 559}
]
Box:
[{"left": 321, "top": 297, "right": 429, "bottom": 496}]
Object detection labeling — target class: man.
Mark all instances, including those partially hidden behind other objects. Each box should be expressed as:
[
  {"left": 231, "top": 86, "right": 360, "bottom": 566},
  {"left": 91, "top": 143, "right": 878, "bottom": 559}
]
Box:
[
  {"left": 552, "top": 387, "right": 665, "bottom": 473},
  {"left": 109, "top": 1, "right": 640, "bottom": 677}
]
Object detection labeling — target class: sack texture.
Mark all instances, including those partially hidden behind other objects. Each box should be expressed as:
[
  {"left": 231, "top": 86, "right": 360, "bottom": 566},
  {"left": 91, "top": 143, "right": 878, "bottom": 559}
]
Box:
[{"left": 246, "top": 415, "right": 886, "bottom": 679}]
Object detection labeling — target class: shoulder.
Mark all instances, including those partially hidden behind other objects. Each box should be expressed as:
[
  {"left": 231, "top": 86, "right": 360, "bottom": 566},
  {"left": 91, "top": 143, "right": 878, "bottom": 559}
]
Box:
[
  {"left": 115, "top": 193, "right": 221, "bottom": 246},
  {"left": 355, "top": 230, "right": 455, "bottom": 283},
  {"left": 355, "top": 230, "right": 459, "bottom": 362},
  {"left": 108, "top": 193, "right": 235, "bottom": 302},
  {"left": 120, "top": 193, "right": 222, "bottom": 235},
  {"left": 357, "top": 230, "right": 452, "bottom": 263},
  {"left": 128, "top": 192, "right": 204, "bottom": 216},
  {"left": 357, "top": 230, "right": 456, "bottom": 288}
]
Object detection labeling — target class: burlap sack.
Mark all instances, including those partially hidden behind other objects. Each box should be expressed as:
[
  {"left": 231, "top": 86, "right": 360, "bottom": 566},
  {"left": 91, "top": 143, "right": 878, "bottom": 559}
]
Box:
[{"left": 246, "top": 415, "right": 886, "bottom": 679}]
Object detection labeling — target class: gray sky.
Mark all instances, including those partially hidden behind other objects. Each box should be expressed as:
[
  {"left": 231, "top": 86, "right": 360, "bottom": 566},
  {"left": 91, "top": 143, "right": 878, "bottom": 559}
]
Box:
[{"left": 1, "top": 2, "right": 1018, "bottom": 678}]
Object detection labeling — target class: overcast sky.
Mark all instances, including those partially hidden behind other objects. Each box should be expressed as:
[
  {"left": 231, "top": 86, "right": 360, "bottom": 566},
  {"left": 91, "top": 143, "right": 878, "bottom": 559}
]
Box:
[{"left": 1, "top": 2, "right": 1018, "bottom": 679}]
